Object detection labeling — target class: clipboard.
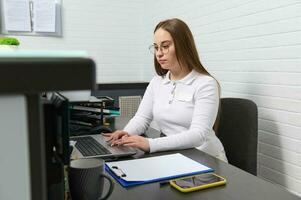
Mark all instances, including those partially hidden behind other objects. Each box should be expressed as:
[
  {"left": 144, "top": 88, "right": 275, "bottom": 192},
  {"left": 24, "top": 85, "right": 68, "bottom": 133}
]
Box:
[{"left": 105, "top": 153, "right": 213, "bottom": 187}]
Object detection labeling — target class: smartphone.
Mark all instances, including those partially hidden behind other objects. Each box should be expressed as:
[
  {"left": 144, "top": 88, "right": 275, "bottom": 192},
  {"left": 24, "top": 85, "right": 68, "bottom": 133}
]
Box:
[{"left": 169, "top": 173, "right": 226, "bottom": 193}]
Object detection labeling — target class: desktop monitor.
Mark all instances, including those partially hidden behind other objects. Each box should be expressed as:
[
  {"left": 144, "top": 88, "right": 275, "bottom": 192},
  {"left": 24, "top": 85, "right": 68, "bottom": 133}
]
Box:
[
  {"left": 43, "top": 92, "right": 70, "bottom": 199},
  {"left": 0, "top": 55, "right": 95, "bottom": 200}
]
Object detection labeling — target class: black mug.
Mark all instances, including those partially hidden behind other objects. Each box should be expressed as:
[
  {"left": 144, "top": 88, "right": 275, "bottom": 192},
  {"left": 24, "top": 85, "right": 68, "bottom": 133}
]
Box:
[{"left": 68, "top": 158, "right": 114, "bottom": 200}]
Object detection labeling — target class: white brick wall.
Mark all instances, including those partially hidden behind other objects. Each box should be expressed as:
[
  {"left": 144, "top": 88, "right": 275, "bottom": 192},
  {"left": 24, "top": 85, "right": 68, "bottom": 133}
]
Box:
[
  {"left": 5, "top": 0, "right": 301, "bottom": 196},
  {"left": 142, "top": 0, "right": 301, "bottom": 196}
]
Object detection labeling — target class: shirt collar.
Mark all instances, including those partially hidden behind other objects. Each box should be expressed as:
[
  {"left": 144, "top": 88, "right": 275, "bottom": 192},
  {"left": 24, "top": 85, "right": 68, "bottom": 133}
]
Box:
[{"left": 162, "top": 70, "right": 198, "bottom": 85}]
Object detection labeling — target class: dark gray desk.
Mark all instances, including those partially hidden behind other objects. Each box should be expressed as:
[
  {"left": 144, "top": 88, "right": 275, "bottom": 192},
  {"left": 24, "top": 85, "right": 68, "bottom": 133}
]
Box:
[
  {"left": 107, "top": 118, "right": 300, "bottom": 200},
  {"left": 107, "top": 149, "right": 300, "bottom": 200}
]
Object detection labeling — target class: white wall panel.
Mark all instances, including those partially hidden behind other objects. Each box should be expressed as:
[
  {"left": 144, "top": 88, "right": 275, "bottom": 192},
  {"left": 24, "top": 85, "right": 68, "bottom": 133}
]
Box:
[
  {"left": 221, "top": 82, "right": 301, "bottom": 100},
  {"left": 259, "top": 154, "right": 301, "bottom": 180},
  {"left": 206, "top": 59, "right": 301, "bottom": 73},
  {"left": 259, "top": 165, "right": 301, "bottom": 195},
  {"left": 214, "top": 71, "right": 301, "bottom": 85},
  {"left": 259, "top": 131, "right": 301, "bottom": 153},
  {"left": 223, "top": 92, "right": 301, "bottom": 117},
  {"left": 259, "top": 119, "right": 301, "bottom": 140},
  {"left": 12, "top": 0, "right": 146, "bottom": 83},
  {"left": 259, "top": 142, "right": 299, "bottom": 165},
  {"left": 259, "top": 107, "right": 301, "bottom": 126}
]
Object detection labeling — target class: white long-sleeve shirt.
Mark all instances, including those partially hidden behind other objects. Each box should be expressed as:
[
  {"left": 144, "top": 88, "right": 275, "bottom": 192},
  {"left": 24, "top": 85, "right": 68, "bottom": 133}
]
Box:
[{"left": 123, "top": 70, "right": 225, "bottom": 157}]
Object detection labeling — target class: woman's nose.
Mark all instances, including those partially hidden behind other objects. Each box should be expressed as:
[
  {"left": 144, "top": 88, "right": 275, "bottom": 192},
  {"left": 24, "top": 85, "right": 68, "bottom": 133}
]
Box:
[
  {"left": 156, "top": 49, "right": 164, "bottom": 57},
  {"left": 156, "top": 53, "right": 163, "bottom": 59}
]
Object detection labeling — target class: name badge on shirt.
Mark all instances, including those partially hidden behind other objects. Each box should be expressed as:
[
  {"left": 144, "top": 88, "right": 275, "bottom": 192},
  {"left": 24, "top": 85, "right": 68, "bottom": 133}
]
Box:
[{"left": 175, "top": 89, "right": 193, "bottom": 102}]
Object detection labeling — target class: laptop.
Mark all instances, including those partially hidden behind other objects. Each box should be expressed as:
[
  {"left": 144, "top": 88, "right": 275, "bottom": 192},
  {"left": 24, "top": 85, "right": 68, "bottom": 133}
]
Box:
[{"left": 70, "top": 133, "right": 137, "bottom": 160}]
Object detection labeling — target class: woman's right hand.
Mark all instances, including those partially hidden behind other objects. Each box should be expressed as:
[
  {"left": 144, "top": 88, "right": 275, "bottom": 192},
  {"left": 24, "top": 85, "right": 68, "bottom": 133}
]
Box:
[{"left": 103, "top": 130, "right": 129, "bottom": 146}]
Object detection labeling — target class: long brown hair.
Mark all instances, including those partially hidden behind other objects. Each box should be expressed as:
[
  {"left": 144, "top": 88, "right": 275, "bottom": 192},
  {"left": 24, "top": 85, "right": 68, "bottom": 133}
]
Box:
[
  {"left": 153, "top": 18, "right": 211, "bottom": 77},
  {"left": 153, "top": 18, "right": 221, "bottom": 133}
]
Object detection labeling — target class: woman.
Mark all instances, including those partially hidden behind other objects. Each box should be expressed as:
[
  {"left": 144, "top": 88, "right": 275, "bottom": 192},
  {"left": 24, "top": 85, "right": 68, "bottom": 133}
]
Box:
[{"left": 104, "top": 18, "right": 227, "bottom": 162}]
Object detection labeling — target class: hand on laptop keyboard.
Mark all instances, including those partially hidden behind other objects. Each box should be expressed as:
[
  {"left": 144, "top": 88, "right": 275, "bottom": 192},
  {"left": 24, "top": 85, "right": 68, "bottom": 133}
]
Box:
[
  {"left": 111, "top": 135, "right": 150, "bottom": 152},
  {"left": 103, "top": 130, "right": 129, "bottom": 146},
  {"left": 104, "top": 131, "right": 150, "bottom": 152}
]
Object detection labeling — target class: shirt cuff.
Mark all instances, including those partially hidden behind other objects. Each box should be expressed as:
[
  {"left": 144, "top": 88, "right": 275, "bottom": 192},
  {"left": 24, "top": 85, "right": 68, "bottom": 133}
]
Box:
[{"left": 148, "top": 138, "right": 159, "bottom": 153}]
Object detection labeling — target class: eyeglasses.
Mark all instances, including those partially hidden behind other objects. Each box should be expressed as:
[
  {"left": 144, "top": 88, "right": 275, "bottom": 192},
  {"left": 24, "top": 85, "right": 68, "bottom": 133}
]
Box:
[{"left": 148, "top": 41, "right": 172, "bottom": 55}]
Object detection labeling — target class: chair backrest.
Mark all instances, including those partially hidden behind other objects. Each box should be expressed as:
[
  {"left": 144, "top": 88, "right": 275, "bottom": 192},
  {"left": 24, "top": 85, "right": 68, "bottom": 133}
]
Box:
[{"left": 217, "top": 98, "right": 258, "bottom": 175}]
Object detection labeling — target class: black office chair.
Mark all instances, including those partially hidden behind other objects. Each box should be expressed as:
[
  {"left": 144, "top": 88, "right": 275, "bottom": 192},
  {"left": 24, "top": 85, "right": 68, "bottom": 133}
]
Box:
[{"left": 216, "top": 98, "right": 258, "bottom": 175}]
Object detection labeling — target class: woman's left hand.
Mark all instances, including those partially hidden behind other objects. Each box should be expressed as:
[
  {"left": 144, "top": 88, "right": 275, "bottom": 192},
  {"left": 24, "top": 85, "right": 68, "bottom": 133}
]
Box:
[{"left": 115, "top": 135, "right": 150, "bottom": 152}]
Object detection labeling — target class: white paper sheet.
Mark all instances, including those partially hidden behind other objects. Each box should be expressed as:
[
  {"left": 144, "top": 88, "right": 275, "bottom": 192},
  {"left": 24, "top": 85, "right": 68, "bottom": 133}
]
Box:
[
  {"left": 33, "top": 0, "right": 56, "bottom": 32},
  {"left": 3, "top": 0, "right": 31, "bottom": 31},
  {"left": 107, "top": 153, "right": 212, "bottom": 182}
]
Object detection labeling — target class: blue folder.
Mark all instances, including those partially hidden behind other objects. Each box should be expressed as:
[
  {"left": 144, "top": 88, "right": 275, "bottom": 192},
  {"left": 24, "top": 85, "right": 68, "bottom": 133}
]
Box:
[{"left": 105, "top": 153, "right": 214, "bottom": 187}]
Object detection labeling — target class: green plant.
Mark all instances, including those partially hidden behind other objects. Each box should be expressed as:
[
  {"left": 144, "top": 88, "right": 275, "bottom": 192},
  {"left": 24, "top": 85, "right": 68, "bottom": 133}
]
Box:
[{"left": 0, "top": 37, "right": 20, "bottom": 46}]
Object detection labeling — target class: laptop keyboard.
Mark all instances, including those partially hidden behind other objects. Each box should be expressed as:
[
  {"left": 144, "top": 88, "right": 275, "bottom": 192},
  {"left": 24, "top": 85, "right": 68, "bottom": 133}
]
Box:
[{"left": 72, "top": 136, "right": 111, "bottom": 156}]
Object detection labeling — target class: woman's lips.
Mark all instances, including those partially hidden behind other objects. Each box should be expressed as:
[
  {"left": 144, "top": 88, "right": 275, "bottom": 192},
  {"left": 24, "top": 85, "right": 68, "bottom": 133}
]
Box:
[{"left": 158, "top": 59, "right": 167, "bottom": 64}]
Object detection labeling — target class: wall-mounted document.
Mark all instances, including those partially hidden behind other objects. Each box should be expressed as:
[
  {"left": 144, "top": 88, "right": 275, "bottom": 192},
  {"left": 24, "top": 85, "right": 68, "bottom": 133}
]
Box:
[
  {"left": 33, "top": 0, "right": 56, "bottom": 32},
  {"left": 3, "top": 0, "right": 31, "bottom": 32},
  {"left": 106, "top": 153, "right": 213, "bottom": 187},
  {"left": 0, "top": 0, "right": 62, "bottom": 36}
]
